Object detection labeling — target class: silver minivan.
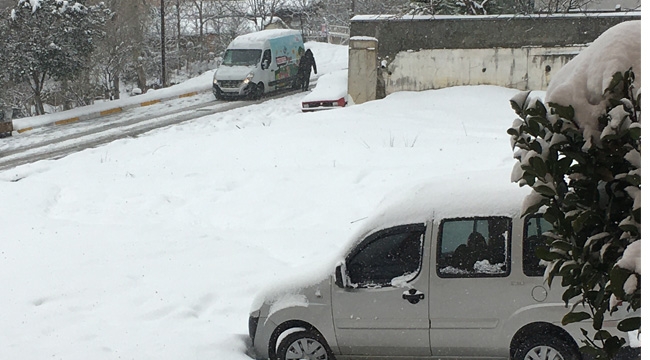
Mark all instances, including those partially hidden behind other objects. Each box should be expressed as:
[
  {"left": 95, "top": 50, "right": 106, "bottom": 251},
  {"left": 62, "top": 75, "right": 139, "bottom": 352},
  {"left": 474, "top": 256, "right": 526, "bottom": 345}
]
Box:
[{"left": 248, "top": 172, "right": 637, "bottom": 360}]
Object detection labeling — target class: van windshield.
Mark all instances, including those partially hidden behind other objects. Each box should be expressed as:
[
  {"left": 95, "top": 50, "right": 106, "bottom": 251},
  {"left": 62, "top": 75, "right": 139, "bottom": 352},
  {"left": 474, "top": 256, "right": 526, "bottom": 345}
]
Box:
[{"left": 222, "top": 49, "right": 262, "bottom": 66}]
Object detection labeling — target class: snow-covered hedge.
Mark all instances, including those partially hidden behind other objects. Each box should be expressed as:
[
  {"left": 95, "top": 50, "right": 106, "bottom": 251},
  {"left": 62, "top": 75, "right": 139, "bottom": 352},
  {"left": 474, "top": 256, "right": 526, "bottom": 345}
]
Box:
[{"left": 508, "top": 20, "right": 640, "bottom": 359}]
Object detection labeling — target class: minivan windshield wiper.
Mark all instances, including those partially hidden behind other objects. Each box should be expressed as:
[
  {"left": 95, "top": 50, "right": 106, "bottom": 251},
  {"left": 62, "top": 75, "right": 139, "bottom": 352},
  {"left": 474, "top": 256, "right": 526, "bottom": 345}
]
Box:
[{"left": 222, "top": 49, "right": 262, "bottom": 66}]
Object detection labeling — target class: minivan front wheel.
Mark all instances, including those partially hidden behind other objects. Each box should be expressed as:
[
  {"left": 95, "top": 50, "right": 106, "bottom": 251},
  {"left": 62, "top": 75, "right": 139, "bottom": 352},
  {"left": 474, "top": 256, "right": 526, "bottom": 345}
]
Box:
[
  {"left": 513, "top": 334, "right": 580, "bottom": 360},
  {"left": 276, "top": 330, "right": 333, "bottom": 360}
]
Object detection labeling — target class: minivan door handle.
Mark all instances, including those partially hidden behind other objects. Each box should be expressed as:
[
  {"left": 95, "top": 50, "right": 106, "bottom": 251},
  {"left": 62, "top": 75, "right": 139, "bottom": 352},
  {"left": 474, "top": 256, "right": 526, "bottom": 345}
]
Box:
[{"left": 402, "top": 289, "right": 425, "bottom": 304}]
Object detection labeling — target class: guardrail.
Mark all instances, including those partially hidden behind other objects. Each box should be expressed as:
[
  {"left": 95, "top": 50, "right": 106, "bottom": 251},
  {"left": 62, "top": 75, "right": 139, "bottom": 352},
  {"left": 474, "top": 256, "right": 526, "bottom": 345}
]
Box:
[{"left": 8, "top": 90, "right": 206, "bottom": 136}]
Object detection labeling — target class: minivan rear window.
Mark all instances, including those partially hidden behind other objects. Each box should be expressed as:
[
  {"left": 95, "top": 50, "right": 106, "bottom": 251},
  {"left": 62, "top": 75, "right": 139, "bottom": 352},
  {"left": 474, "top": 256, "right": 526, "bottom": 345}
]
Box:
[
  {"left": 437, "top": 217, "right": 511, "bottom": 278},
  {"left": 523, "top": 215, "right": 553, "bottom": 277}
]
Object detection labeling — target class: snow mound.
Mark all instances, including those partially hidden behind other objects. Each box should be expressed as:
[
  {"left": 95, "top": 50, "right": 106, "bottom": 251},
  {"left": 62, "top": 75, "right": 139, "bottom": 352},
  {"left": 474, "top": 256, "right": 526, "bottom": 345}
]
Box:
[{"left": 545, "top": 20, "right": 640, "bottom": 147}]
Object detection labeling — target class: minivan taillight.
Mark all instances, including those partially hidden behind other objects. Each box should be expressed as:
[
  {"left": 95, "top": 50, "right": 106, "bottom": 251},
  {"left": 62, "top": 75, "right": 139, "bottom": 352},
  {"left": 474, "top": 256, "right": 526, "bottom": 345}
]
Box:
[{"left": 336, "top": 97, "right": 347, "bottom": 107}]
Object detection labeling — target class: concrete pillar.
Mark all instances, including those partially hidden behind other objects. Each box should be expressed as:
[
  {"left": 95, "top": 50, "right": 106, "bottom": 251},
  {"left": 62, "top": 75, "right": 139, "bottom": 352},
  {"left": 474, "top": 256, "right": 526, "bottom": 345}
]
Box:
[{"left": 348, "top": 36, "right": 377, "bottom": 105}]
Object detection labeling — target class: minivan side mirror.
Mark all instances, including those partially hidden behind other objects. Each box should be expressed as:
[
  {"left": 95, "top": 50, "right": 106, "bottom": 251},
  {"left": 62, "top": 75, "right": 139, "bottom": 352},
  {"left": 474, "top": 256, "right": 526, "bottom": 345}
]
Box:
[{"left": 335, "top": 263, "right": 347, "bottom": 288}]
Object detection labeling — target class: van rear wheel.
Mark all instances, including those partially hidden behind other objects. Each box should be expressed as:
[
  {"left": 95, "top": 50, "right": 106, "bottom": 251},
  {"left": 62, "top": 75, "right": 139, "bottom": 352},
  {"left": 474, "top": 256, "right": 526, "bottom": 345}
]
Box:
[
  {"left": 513, "top": 334, "right": 580, "bottom": 360},
  {"left": 276, "top": 330, "right": 333, "bottom": 360}
]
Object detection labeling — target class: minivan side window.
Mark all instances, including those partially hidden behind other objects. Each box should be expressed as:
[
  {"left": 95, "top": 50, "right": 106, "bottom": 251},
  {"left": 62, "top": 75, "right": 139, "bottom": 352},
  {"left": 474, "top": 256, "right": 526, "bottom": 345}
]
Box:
[
  {"left": 437, "top": 217, "right": 511, "bottom": 278},
  {"left": 523, "top": 215, "right": 553, "bottom": 277},
  {"left": 346, "top": 224, "right": 426, "bottom": 288}
]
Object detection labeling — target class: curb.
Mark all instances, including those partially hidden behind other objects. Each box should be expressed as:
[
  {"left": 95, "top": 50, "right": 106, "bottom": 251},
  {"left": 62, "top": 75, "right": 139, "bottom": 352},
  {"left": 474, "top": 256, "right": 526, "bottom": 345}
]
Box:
[{"left": 11, "top": 89, "right": 208, "bottom": 135}]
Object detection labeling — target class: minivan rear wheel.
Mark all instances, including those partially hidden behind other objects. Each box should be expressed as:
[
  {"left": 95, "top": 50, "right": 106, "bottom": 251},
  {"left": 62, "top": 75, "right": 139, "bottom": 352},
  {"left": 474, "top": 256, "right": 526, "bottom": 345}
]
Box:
[
  {"left": 276, "top": 330, "right": 333, "bottom": 360},
  {"left": 513, "top": 334, "right": 580, "bottom": 360}
]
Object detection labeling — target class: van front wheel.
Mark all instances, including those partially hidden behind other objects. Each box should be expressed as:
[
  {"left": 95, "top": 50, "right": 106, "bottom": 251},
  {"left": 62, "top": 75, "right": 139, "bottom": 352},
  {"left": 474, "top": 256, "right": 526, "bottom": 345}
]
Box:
[
  {"left": 249, "top": 83, "right": 264, "bottom": 100},
  {"left": 276, "top": 330, "right": 333, "bottom": 360},
  {"left": 213, "top": 86, "right": 224, "bottom": 100},
  {"left": 513, "top": 334, "right": 580, "bottom": 360}
]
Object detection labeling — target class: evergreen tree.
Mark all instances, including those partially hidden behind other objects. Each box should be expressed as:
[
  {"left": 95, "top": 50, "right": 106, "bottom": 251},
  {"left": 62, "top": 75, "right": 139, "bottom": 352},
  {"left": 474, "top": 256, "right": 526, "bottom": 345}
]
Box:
[
  {"left": 508, "top": 69, "right": 640, "bottom": 358},
  {"left": 0, "top": 0, "right": 110, "bottom": 115}
]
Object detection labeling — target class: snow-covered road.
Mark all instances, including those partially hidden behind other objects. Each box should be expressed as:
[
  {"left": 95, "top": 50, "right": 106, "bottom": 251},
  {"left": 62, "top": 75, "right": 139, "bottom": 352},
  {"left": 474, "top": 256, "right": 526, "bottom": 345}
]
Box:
[{"left": 0, "top": 90, "right": 310, "bottom": 171}]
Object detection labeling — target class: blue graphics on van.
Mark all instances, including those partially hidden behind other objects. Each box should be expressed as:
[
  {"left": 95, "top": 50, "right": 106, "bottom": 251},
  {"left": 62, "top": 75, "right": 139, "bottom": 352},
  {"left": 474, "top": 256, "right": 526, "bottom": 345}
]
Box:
[
  {"left": 269, "top": 34, "right": 303, "bottom": 88},
  {"left": 269, "top": 34, "right": 302, "bottom": 66}
]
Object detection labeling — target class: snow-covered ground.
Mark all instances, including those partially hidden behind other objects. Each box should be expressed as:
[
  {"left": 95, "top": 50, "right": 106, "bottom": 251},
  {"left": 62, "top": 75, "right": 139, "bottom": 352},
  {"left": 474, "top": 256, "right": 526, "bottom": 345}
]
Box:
[{"left": 0, "top": 40, "right": 524, "bottom": 359}]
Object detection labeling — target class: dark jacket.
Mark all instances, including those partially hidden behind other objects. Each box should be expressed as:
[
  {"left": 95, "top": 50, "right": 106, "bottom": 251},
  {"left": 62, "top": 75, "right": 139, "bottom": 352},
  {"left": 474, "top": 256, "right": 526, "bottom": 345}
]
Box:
[{"left": 299, "top": 49, "right": 317, "bottom": 75}]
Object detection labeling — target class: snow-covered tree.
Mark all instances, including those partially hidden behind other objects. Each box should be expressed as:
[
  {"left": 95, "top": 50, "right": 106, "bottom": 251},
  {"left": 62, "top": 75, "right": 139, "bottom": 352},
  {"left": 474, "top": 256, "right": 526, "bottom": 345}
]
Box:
[
  {"left": 276, "top": 0, "right": 323, "bottom": 35},
  {"left": 184, "top": 0, "right": 232, "bottom": 55},
  {"left": 312, "top": 0, "right": 345, "bottom": 25},
  {"left": 312, "top": 0, "right": 407, "bottom": 24},
  {"left": 508, "top": 20, "right": 640, "bottom": 359},
  {"left": 403, "top": 0, "right": 535, "bottom": 15},
  {"left": 92, "top": 0, "right": 149, "bottom": 99},
  {"left": 0, "top": 0, "right": 110, "bottom": 115},
  {"left": 535, "top": 0, "right": 598, "bottom": 13},
  {"left": 241, "top": 0, "right": 287, "bottom": 29}
]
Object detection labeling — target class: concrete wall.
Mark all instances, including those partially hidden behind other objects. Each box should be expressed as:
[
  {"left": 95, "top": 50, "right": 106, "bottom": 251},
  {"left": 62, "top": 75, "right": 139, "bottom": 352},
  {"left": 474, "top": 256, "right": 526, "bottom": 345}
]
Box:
[
  {"left": 383, "top": 46, "right": 585, "bottom": 93},
  {"left": 351, "top": 13, "right": 640, "bottom": 95}
]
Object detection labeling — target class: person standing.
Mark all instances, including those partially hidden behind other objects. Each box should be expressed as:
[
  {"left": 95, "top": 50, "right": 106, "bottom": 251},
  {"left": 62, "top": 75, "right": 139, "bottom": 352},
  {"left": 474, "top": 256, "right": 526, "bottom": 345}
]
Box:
[{"left": 298, "top": 49, "right": 317, "bottom": 91}]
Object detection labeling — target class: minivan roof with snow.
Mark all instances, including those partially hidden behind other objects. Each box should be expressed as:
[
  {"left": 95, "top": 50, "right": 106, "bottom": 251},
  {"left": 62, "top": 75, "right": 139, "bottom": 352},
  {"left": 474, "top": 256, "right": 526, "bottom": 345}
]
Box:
[{"left": 342, "top": 168, "right": 530, "bottom": 252}]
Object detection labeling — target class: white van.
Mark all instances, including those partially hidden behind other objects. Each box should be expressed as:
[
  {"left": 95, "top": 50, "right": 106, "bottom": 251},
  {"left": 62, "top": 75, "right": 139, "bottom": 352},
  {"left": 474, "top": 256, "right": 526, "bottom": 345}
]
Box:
[
  {"left": 247, "top": 171, "right": 639, "bottom": 360},
  {"left": 212, "top": 29, "right": 304, "bottom": 100}
]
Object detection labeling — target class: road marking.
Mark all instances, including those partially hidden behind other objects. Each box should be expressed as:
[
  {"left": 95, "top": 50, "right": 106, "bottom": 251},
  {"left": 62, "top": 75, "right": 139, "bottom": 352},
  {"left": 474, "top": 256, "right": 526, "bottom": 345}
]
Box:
[
  {"left": 55, "top": 117, "right": 80, "bottom": 126},
  {"left": 179, "top": 92, "right": 198, "bottom": 98},
  {"left": 100, "top": 108, "right": 123, "bottom": 116},
  {"left": 140, "top": 99, "right": 161, "bottom": 107}
]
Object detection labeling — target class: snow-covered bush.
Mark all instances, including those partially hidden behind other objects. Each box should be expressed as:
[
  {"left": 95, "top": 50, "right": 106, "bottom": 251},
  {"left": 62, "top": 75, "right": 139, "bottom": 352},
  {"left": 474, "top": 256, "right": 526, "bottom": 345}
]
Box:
[
  {"left": 508, "top": 21, "right": 640, "bottom": 359},
  {"left": 401, "top": 0, "right": 534, "bottom": 15}
]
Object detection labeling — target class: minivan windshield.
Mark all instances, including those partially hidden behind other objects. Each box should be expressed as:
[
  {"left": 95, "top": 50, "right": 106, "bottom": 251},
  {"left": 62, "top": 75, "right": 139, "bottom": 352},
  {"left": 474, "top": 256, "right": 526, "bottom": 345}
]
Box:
[{"left": 222, "top": 49, "right": 262, "bottom": 66}]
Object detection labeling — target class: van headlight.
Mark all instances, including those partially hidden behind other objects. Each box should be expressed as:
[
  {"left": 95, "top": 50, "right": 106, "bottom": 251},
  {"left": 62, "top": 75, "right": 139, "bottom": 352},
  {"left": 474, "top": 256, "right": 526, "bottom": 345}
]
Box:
[{"left": 242, "top": 72, "right": 254, "bottom": 85}]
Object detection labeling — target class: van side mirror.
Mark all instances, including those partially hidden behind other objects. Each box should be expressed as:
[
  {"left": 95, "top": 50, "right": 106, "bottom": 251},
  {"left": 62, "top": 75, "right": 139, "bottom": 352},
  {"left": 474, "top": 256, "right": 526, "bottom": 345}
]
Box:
[
  {"left": 335, "top": 263, "right": 346, "bottom": 288},
  {"left": 262, "top": 59, "right": 269, "bottom": 70}
]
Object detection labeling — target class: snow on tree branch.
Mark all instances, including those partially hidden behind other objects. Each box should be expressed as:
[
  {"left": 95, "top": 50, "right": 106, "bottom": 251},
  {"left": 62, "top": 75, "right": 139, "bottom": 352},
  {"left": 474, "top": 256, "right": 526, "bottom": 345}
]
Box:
[{"left": 545, "top": 21, "right": 640, "bottom": 150}]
